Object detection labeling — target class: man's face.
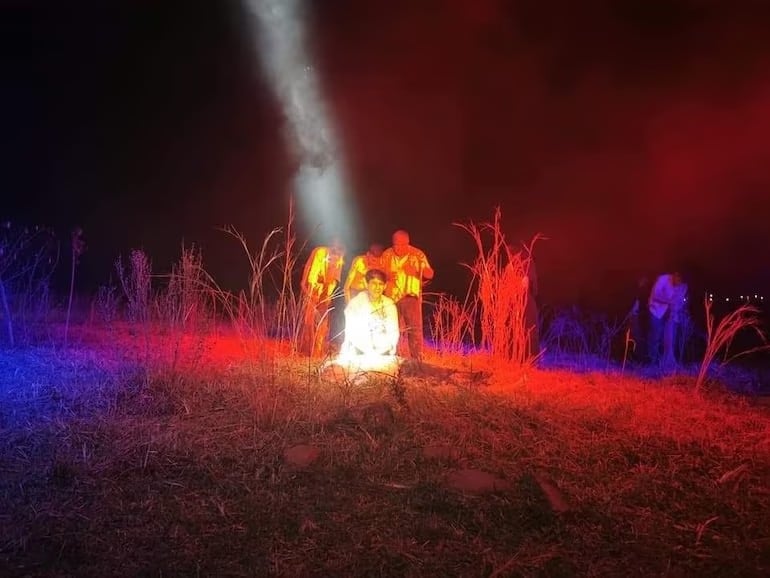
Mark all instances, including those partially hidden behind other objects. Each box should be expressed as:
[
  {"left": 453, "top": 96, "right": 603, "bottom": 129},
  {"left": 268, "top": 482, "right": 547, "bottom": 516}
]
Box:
[
  {"left": 369, "top": 243, "right": 384, "bottom": 258},
  {"left": 392, "top": 232, "right": 409, "bottom": 256},
  {"left": 671, "top": 272, "right": 682, "bottom": 286},
  {"left": 366, "top": 276, "right": 386, "bottom": 299}
]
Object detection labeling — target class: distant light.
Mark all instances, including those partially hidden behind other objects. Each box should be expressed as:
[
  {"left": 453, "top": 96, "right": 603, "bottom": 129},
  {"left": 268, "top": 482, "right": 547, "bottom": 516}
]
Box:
[
  {"left": 726, "top": 297, "right": 730, "bottom": 302},
  {"left": 755, "top": 294, "right": 759, "bottom": 299}
]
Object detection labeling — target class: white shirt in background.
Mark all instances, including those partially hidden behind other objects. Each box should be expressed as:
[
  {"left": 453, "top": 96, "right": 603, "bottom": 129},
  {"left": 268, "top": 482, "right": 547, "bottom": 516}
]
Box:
[{"left": 648, "top": 274, "right": 688, "bottom": 320}]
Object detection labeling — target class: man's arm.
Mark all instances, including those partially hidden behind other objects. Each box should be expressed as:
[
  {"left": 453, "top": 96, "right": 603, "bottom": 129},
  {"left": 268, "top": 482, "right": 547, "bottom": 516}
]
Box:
[
  {"left": 380, "top": 249, "right": 398, "bottom": 299},
  {"left": 342, "top": 257, "right": 361, "bottom": 302},
  {"left": 302, "top": 249, "right": 319, "bottom": 293},
  {"left": 418, "top": 251, "right": 434, "bottom": 280}
]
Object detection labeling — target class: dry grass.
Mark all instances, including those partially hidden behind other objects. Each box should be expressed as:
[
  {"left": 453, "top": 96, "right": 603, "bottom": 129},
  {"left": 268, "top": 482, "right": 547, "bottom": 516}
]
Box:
[
  {"left": 450, "top": 208, "right": 541, "bottom": 365},
  {"left": 2, "top": 211, "right": 769, "bottom": 576},
  {"left": 696, "top": 298, "right": 770, "bottom": 392},
  {"left": 430, "top": 293, "right": 475, "bottom": 354},
  {"left": 2, "top": 324, "right": 769, "bottom": 577}
]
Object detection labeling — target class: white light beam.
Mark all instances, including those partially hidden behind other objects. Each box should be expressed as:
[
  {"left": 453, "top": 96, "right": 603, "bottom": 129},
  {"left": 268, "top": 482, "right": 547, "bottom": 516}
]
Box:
[{"left": 244, "top": 0, "right": 357, "bottom": 246}]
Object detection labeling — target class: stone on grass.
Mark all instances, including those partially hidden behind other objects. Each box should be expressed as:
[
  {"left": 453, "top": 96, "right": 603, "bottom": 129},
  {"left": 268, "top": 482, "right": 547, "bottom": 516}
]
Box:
[
  {"left": 283, "top": 445, "right": 320, "bottom": 468},
  {"left": 446, "top": 468, "right": 511, "bottom": 494}
]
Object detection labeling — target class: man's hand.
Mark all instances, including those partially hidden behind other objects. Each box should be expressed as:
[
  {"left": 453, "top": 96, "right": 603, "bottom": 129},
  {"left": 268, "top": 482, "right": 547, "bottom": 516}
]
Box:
[{"left": 403, "top": 260, "right": 420, "bottom": 277}]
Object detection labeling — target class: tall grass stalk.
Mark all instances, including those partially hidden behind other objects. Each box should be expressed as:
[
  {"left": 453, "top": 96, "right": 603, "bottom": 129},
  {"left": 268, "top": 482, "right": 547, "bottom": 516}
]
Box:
[
  {"left": 455, "top": 207, "right": 541, "bottom": 365},
  {"left": 273, "top": 199, "right": 306, "bottom": 349},
  {"left": 160, "top": 244, "right": 207, "bottom": 332},
  {"left": 430, "top": 293, "right": 475, "bottom": 355},
  {"left": 155, "top": 244, "right": 211, "bottom": 375},
  {"left": 116, "top": 249, "right": 153, "bottom": 365},
  {"left": 695, "top": 298, "right": 769, "bottom": 391},
  {"left": 215, "top": 225, "right": 282, "bottom": 341},
  {"left": 64, "top": 227, "right": 86, "bottom": 347},
  {"left": 0, "top": 275, "right": 11, "bottom": 347},
  {"left": 0, "top": 223, "right": 58, "bottom": 346}
]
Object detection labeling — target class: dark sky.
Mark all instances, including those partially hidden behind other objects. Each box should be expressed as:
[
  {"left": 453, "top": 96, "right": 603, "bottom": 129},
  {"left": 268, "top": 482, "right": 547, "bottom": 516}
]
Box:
[{"left": 3, "top": 0, "right": 770, "bottom": 306}]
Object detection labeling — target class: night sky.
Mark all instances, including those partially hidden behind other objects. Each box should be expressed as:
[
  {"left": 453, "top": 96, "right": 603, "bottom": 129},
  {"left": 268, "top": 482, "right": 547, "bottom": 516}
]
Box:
[{"left": 3, "top": 0, "right": 770, "bottom": 307}]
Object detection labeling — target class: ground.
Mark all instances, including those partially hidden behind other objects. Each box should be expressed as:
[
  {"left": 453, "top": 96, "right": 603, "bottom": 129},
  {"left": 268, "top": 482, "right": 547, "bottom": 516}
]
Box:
[{"left": 1, "top": 323, "right": 769, "bottom": 577}]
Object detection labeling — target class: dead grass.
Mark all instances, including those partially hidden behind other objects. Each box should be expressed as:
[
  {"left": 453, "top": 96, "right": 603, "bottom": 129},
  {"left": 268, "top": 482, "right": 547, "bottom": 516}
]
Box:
[
  {"left": 1, "top": 325, "right": 769, "bottom": 577},
  {"left": 450, "top": 208, "right": 541, "bottom": 365},
  {"left": 696, "top": 298, "right": 770, "bottom": 392}
]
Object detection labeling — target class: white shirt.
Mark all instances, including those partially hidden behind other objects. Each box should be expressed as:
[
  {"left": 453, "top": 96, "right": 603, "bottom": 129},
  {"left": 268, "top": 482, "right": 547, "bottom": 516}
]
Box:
[
  {"left": 648, "top": 274, "right": 688, "bottom": 320},
  {"left": 341, "top": 292, "right": 400, "bottom": 356}
]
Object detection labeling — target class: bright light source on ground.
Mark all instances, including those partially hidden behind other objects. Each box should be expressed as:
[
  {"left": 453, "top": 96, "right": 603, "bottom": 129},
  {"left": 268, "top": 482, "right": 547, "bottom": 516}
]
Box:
[
  {"left": 244, "top": 0, "right": 358, "bottom": 245},
  {"left": 337, "top": 352, "right": 401, "bottom": 373},
  {"left": 321, "top": 355, "right": 402, "bottom": 385}
]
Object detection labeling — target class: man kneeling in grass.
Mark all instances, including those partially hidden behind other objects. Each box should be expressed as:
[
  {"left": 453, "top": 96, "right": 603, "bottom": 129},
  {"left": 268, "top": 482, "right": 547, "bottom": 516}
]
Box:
[{"left": 339, "top": 268, "right": 400, "bottom": 365}]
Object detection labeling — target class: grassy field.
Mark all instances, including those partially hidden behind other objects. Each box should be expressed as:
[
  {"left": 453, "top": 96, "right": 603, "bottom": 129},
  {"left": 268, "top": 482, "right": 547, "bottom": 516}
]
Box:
[{"left": 1, "top": 323, "right": 770, "bottom": 578}]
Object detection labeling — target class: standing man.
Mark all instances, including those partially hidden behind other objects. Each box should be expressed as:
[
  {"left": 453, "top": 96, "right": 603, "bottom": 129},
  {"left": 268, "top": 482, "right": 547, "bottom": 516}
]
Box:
[
  {"left": 647, "top": 271, "right": 688, "bottom": 367},
  {"left": 342, "top": 243, "right": 386, "bottom": 303},
  {"left": 381, "top": 229, "right": 434, "bottom": 360},
  {"left": 300, "top": 239, "right": 345, "bottom": 357}
]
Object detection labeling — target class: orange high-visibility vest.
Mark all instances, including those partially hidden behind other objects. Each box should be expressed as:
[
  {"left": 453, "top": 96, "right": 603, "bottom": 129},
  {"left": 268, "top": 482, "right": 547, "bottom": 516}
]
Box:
[
  {"left": 381, "top": 246, "right": 431, "bottom": 301},
  {"left": 302, "top": 246, "right": 344, "bottom": 299},
  {"left": 344, "top": 253, "right": 387, "bottom": 297}
]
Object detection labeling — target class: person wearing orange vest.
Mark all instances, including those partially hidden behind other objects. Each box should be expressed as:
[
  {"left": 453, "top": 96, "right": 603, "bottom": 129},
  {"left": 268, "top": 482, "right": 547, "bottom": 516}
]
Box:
[
  {"left": 299, "top": 239, "right": 345, "bottom": 357},
  {"left": 381, "top": 230, "right": 434, "bottom": 360},
  {"left": 342, "top": 243, "right": 386, "bottom": 303}
]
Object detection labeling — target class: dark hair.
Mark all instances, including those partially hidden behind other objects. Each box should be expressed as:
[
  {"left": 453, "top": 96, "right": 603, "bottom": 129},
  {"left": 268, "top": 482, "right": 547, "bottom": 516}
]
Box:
[{"left": 365, "top": 268, "right": 387, "bottom": 283}]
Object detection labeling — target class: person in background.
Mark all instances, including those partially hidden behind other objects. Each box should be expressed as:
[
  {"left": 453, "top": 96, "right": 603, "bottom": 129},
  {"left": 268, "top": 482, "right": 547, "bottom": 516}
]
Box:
[
  {"left": 648, "top": 271, "right": 688, "bottom": 367},
  {"left": 299, "top": 239, "right": 345, "bottom": 357},
  {"left": 381, "top": 229, "right": 434, "bottom": 360},
  {"left": 343, "top": 243, "right": 386, "bottom": 303},
  {"left": 339, "top": 269, "right": 399, "bottom": 358}
]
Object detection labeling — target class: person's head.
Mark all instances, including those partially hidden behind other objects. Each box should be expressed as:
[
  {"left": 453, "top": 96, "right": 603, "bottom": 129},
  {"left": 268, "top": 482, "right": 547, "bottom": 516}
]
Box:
[
  {"left": 671, "top": 271, "right": 683, "bottom": 286},
  {"left": 329, "top": 237, "right": 345, "bottom": 255},
  {"left": 392, "top": 229, "right": 410, "bottom": 256},
  {"left": 368, "top": 243, "right": 384, "bottom": 257},
  {"left": 365, "top": 268, "right": 387, "bottom": 299}
]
